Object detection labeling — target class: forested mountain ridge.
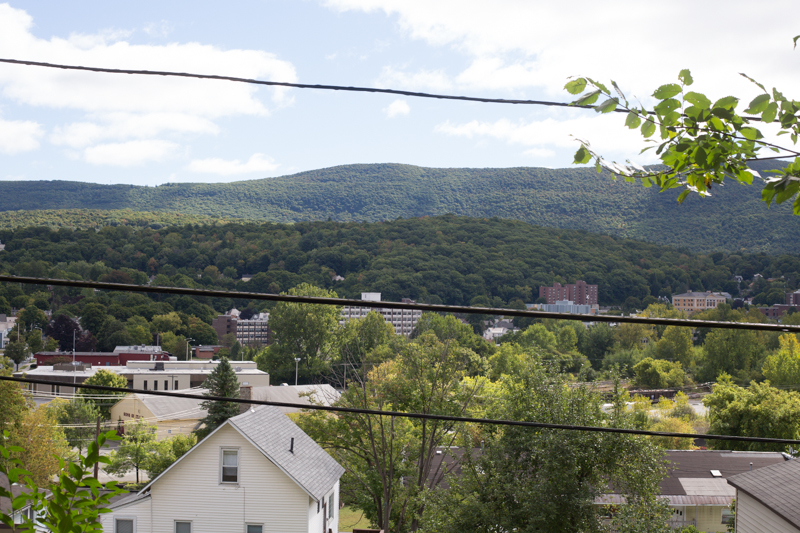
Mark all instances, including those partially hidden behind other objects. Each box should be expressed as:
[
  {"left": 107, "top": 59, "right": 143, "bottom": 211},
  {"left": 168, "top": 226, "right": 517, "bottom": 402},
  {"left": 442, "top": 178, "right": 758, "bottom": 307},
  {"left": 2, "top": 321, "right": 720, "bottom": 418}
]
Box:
[
  {"left": 1, "top": 216, "right": 797, "bottom": 309},
  {"left": 0, "top": 161, "right": 795, "bottom": 254}
]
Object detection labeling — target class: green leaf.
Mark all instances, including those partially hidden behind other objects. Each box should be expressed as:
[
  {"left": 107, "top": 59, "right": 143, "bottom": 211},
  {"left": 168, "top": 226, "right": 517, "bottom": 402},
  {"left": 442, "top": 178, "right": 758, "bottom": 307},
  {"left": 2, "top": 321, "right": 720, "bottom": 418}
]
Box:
[
  {"left": 573, "top": 145, "right": 592, "bottom": 164},
  {"left": 684, "top": 92, "right": 712, "bottom": 109},
  {"left": 653, "top": 84, "right": 682, "bottom": 100},
  {"left": 677, "top": 190, "right": 691, "bottom": 204},
  {"left": 762, "top": 102, "right": 779, "bottom": 123},
  {"left": 713, "top": 96, "right": 739, "bottom": 110},
  {"left": 678, "top": 69, "right": 693, "bottom": 86},
  {"left": 564, "top": 78, "right": 587, "bottom": 95},
  {"left": 744, "top": 94, "right": 771, "bottom": 115},
  {"left": 654, "top": 98, "right": 681, "bottom": 115},
  {"left": 611, "top": 80, "right": 626, "bottom": 101},
  {"left": 661, "top": 111, "right": 681, "bottom": 127},
  {"left": 574, "top": 89, "right": 601, "bottom": 106},
  {"left": 641, "top": 119, "right": 656, "bottom": 138},
  {"left": 795, "top": 35, "right": 800, "bottom": 49},
  {"left": 739, "top": 127, "right": 762, "bottom": 141},
  {"left": 625, "top": 111, "right": 641, "bottom": 129},
  {"left": 595, "top": 98, "right": 618, "bottom": 113},
  {"left": 740, "top": 73, "right": 767, "bottom": 93}
]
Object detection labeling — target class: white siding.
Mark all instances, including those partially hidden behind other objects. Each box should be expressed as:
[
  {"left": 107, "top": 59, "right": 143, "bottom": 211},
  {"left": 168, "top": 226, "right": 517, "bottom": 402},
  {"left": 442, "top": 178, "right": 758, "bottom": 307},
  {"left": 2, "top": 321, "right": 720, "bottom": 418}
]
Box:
[
  {"left": 736, "top": 491, "right": 800, "bottom": 533},
  {"left": 100, "top": 498, "right": 152, "bottom": 532},
  {"left": 106, "top": 423, "right": 331, "bottom": 533}
]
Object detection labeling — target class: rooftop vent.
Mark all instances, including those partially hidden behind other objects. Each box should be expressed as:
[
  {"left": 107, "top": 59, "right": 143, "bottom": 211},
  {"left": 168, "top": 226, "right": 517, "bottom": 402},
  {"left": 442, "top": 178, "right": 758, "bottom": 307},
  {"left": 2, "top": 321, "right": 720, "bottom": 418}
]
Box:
[
  {"left": 710, "top": 470, "right": 722, "bottom": 477},
  {"left": 153, "top": 362, "right": 164, "bottom": 371}
]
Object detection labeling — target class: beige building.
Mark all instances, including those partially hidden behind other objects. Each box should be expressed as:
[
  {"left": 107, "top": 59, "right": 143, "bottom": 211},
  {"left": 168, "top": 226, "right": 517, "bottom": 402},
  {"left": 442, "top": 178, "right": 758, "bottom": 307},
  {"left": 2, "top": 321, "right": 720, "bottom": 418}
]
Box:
[
  {"left": 110, "top": 389, "right": 208, "bottom": 440},
  {"left": 672, "top": 291, "right": 727, "bottom": 314}
]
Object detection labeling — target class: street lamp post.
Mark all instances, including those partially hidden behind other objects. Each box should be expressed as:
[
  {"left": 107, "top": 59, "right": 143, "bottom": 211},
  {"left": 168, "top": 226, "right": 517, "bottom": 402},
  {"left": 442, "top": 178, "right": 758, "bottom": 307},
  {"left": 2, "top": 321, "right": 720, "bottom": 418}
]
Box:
[
  {"left": 185, "top": 338, "right": 194, "bottom": 361},
  {"left": 294, "top": 358, "right": 301, "bottom": 386}
]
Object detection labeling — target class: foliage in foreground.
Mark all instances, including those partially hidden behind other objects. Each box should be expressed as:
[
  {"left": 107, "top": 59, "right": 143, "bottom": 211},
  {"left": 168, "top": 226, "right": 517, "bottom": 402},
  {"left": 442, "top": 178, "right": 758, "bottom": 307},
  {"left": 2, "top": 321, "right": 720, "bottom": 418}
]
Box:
[{"left": 0, "top": 429, "right": 127, "bottom": 533}]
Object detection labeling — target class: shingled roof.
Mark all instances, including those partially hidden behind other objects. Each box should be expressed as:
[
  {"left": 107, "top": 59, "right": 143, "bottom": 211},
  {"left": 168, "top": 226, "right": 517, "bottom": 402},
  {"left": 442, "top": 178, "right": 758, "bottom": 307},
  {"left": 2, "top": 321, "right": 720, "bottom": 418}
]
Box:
[
  {"left": 229, "top": 405, "right": 345, "bottom": 501},
  {"left": 728, "top": 458, "right": 800, "bottom": 529}
]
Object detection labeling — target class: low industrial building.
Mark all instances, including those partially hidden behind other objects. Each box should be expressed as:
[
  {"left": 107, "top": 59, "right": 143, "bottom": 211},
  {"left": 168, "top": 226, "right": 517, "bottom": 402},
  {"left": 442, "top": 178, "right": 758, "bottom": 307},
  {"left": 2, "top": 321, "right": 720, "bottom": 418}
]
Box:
[
  {"left": 15, "top": 360, "right": 269, "bottom": 398},
  {"left": 34, "top": 345, "right": 170, "bottom": 366}
]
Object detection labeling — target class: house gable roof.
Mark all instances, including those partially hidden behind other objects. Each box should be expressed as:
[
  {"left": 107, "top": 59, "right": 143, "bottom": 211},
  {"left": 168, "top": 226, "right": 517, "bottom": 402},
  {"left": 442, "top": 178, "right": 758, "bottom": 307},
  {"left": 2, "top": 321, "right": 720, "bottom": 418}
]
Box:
[
  {"left": 728, "top": 458, "right": 800, "bottom": 529},
  {"left": 131, "top": 404, "right": 344, "bottom": 503},
  {"left": 229, "top": 405, "right": 345, "bottom": 501}
]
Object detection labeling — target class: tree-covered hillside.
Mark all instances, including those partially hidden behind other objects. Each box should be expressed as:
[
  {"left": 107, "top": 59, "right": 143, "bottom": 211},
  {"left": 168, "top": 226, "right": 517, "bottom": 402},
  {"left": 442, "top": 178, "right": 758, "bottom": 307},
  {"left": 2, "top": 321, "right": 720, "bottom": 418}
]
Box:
[
  {"left": 0, "top": 161, "right": 795, "bottom": 254},
  {"left": 1, "top": 216, "right": 797, "bottom": 309}
]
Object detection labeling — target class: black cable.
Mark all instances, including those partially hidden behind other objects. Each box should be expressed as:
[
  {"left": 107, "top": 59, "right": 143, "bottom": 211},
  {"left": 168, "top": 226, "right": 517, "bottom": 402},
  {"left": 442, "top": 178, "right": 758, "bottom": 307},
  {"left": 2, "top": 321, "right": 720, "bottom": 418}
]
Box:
[
  {"left": 5, "top": 375, "right": 798, "bottom": 445},
  {"left": 1, "top": 274, "right": 797, "bottom": 333},
  {"left": 0, "top": 57, "right": 616, "bottom": 111}
]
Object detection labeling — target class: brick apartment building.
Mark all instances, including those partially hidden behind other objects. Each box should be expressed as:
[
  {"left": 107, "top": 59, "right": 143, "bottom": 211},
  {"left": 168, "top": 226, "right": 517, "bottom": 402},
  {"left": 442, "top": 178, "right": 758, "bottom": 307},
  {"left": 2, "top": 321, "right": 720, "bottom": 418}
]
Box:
[
  {"left": 538, "top": 281, "right": 598, "bottom": 305},
  {"left": 787, "top": 290, "right": 800, "bottom": 306}
]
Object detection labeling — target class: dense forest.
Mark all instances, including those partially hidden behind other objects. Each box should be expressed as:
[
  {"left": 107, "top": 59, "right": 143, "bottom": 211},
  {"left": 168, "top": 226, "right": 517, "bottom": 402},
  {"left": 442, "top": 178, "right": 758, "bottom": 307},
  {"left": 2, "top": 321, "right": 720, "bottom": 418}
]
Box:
[
  {"left": 0, "top": 161, "right": 796, "bottom": 254},
  {"left": 0, "top": 215, "right": 798, "bottom": 310}
]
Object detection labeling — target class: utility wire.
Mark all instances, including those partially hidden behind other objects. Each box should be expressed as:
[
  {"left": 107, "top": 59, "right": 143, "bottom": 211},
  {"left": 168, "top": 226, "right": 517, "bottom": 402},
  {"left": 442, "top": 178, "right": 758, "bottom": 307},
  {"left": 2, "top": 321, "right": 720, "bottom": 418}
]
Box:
[
  {"left": 0, "top": 58, "right": 612, "bottom": 111},
  {"left": 3, "top": 376, "right": 799, "bottom": 446},
  {"left": 1, "top": 274, "right": 797, "bottom": 333}
]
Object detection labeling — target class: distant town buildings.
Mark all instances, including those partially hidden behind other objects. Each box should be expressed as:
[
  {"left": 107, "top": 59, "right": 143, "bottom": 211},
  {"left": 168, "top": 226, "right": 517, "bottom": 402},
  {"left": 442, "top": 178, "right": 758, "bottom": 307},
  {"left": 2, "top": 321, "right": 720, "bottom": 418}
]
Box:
[
  {"left": 15, "top": 359, "right": 269, "bottom": 398},
  {"left": 0, "top": 240, "right": 5, "bottom": 251},
  {"left": 341, "top": 292, "right": 422, "bottom": 336},
  {"left": 528, "top": 300, "right": 598, "bottom": 315},
  {"left": 671, "top": 291, "right": 728, "bottom": 314},
  {"left": 787, "top": 290, "right": 800, "bottom": 307},
  {"left": 212, "top": 309, "right": 271, "bottom": 346},
  {"left": 34, "top": 345, "right": 170, "bottom": 366},
  {"left": 539, "top": 281, "right": 598, "bottom": 305}
]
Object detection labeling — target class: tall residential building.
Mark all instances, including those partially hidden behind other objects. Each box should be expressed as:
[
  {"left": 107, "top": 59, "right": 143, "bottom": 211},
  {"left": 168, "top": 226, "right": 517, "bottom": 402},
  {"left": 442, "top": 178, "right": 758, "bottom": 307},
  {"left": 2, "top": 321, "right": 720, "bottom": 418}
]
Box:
[
  {"left": 671, "top": 291, "right": 727, "bottom": 314},
  {"left": 341, "top": 293, "right": 422, "bottom": 336},
  {"left": 539, "top": 281, "right": 598, "bottom": 305},
  {"left": 787, "top": 290, "right": 800, "bottom": 306},
  {"left": 212, "top": 309, "right": 271, "bottom": 347}
]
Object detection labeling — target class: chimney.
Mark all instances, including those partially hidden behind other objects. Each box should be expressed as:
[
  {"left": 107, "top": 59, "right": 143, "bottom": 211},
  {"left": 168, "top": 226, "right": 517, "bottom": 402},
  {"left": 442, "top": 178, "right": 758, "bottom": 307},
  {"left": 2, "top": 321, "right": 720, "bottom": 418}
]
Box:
[
  {"left": 290, "top": 437, "right": 294, "bottom": 454},
  {"left": 239, "top": 385, "right": 252, "bottom": 414}
]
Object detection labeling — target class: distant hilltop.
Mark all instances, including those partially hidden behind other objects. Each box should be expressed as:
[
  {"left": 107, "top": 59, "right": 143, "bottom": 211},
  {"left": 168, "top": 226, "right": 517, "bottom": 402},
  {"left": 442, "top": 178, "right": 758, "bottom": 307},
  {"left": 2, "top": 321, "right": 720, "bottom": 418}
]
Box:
[{"left": 0, "top": 161, "right": 795, "bottom": 254}]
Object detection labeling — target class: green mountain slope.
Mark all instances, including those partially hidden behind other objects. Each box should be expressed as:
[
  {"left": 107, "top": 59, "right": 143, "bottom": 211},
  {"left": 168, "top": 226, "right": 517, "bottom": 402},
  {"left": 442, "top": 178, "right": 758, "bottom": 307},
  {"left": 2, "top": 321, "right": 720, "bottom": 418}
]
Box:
[{"left": 0, "top": 162, "right": 796, "bottom": 253}]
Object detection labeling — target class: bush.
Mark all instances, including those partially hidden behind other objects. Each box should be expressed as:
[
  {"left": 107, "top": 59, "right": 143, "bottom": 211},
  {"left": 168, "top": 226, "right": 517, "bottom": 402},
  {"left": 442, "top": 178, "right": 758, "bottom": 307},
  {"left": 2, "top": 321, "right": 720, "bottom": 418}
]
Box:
[{"left": 632, "top": 357, "right": 686, "bottom": 389}]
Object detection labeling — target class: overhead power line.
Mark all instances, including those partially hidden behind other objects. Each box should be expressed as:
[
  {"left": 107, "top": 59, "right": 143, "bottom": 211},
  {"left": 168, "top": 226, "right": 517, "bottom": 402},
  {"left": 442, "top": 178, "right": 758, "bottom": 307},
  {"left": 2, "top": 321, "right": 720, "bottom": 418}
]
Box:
[
  {"left": 1, "top": 274, "right": 797, "bottom": 333},
  {"left": 0, "top": 58, "right": 608, "bottom": 111},
  {"left": 4, "top": 375, "right": 798, "bottom": 446}
]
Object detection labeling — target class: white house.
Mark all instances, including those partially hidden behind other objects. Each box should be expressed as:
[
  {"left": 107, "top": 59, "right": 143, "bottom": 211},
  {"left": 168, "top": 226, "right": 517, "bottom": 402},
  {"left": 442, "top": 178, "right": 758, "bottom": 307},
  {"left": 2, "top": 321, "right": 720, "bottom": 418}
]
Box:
[
  {"left": 727, "top": 457, "right": 800, "bottom": 532},
  {"left": 102, "top": 405, "right": 345, "bottom": 533}
]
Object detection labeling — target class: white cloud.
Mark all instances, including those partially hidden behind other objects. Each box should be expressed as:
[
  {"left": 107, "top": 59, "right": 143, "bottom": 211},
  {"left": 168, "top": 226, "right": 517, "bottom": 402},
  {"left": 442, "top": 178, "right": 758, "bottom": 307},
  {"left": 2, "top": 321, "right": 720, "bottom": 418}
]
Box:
[
  {"left": 328, "top": 0, "right": 800, "bottom": 100},
  {"left": 436, "top": 112, "right": 660, "bottom": 165},
  {"left": 0, "top": 116, "right": 43, "bottom": 154},
  {"left": 0, "top": 4, "right": 298, "bottom": 117},
  {"left": 383, "top": 99, "right": 410, "bottom": 118},
  {"left": 143, "top": 20, "right": 173, "bottom": 38},
  {"left": 186, "top": 153, "right": 280, "bottom": 176},
  {"left": 83, "top": 139, "right": 178, "bottom": 166},
  {"left": 50, "top": 112, "right": 219, "bottom": 148},
  {"left": 376, "top": 66, "right": 452, "bottom": 91}
]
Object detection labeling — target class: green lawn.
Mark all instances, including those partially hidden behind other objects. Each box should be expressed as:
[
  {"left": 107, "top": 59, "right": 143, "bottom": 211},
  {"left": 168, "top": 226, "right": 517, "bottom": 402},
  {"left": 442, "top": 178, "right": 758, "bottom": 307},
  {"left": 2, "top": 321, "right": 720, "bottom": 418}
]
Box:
[{"left": 338, "top": 506, "right": 372, "bottom": 532}]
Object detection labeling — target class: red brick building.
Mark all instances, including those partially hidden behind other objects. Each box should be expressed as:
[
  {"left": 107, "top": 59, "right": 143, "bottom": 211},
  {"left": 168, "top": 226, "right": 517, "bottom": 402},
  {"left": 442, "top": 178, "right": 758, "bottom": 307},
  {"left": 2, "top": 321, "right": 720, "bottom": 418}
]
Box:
[{"left": 538, "top": 281, "right": 598, "bottom": 305}]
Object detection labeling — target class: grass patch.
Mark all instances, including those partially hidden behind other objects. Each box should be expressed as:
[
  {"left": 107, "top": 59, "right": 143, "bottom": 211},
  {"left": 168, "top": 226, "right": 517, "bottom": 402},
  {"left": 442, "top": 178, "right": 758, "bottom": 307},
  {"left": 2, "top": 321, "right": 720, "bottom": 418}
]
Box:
[{"left": 338, "top": 506, "right": 371, "bottom": 532}]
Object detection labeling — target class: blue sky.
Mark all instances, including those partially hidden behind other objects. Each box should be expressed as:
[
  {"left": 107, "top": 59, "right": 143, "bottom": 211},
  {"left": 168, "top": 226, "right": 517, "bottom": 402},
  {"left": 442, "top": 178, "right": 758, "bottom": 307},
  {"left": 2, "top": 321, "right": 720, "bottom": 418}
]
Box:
[{"left": 0, "top": 1, "right": 798, "bottom": 185}]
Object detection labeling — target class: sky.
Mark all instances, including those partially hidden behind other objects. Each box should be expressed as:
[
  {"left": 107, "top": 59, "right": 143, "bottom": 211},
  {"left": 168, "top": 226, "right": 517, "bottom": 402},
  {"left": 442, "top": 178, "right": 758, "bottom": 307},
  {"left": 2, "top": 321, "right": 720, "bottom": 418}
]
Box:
[{"left": 0, "top": 1, "right": 798, "bottom": 186}]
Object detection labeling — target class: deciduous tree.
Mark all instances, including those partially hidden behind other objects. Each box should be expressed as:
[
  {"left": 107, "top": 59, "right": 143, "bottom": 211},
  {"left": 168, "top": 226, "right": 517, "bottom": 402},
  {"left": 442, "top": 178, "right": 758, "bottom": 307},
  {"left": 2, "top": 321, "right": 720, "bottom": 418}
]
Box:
[{"left": 78, "top": 368, "right": 129, "bottom": 419}]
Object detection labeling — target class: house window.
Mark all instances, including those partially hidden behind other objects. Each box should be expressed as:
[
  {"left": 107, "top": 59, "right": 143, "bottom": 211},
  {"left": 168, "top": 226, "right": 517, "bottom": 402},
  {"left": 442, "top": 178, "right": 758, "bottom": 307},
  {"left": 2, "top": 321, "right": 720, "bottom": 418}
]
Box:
[
  {"left": 175, "top": 380, "right": 179, "bottom": 390},
  {"left": 221, "top": 449, "right": 239, "bottom": 483},
  {"left": 165, "top": 380, "right": 169, "bottom": 390},
  {"left": 175, "top": 521, "right": 192, "bottom": 533},
  {"left": 51, "top": 384, "right": 60, "bottom": 395},
  {"left": 143, "top": 380, "right": 148, "bottom": 390},
  {"left": 153, "top": 381, "right": 158, "bottom": 391},
  {"left": 328, "top": 493, "right": 334, "bottom": 518},
  {"left": 246, "top": 525, "right": 263, "bottom": 533},
  {"left": 721, "top": 509, "right": 734, "bottom": 524},
  {"left": 115, "top": 518, "right": 135, "bottom": 533}
]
